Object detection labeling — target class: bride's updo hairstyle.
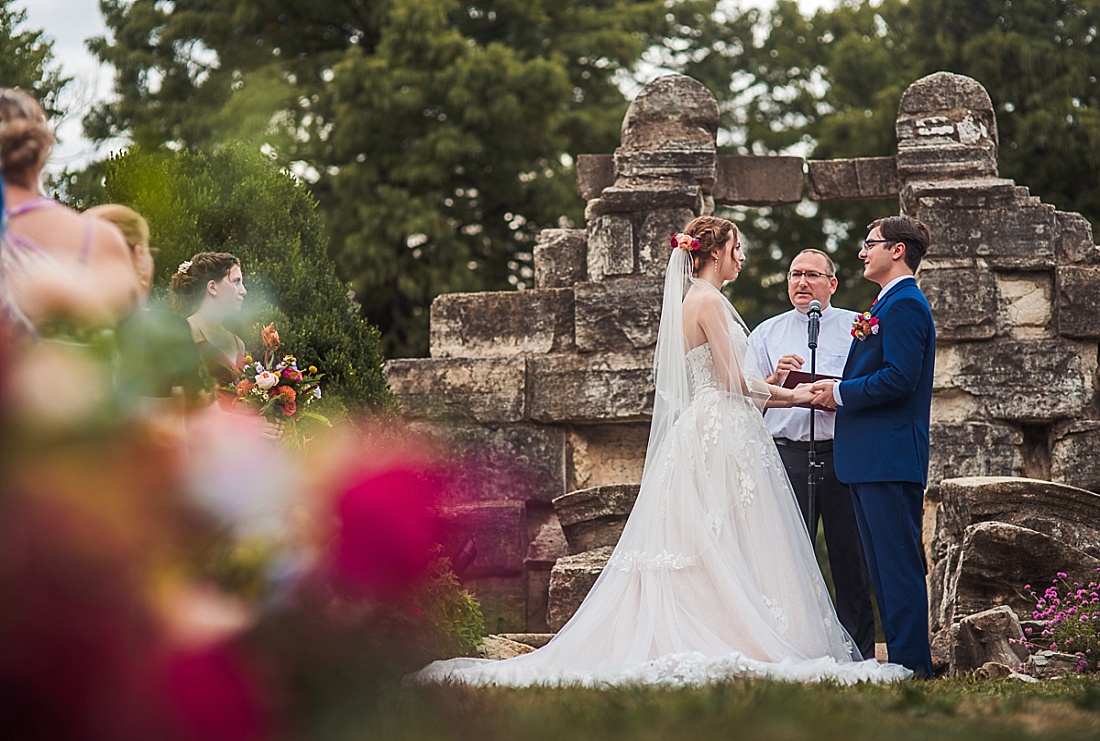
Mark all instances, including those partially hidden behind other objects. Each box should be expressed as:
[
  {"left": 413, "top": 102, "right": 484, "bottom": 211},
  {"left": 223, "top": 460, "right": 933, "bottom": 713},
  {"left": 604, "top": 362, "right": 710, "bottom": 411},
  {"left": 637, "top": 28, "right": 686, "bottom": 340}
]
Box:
[
  {"left": 169, "top": 251, "right": 241, "bottom": 314},
  {"left": 0, "top": 88, "right": 54, "bottom": 188},
  {"left": 681, "top": 215, "right": 737, "bottom": 275}
]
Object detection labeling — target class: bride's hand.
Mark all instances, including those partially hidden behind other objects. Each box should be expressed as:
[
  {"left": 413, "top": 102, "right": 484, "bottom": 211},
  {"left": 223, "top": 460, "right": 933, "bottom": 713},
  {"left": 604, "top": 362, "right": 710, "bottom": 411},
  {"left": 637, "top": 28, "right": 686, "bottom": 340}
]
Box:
[{"left": 788, "top": 383, "right": 815, "bottom": 407}]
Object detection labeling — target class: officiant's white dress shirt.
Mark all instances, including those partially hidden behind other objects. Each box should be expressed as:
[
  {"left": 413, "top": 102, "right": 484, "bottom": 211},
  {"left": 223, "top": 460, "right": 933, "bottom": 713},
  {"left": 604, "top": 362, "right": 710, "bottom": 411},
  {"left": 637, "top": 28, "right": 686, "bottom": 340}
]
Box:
[{"left": 748, "top": 304, "right": 857, "bottom": 442}]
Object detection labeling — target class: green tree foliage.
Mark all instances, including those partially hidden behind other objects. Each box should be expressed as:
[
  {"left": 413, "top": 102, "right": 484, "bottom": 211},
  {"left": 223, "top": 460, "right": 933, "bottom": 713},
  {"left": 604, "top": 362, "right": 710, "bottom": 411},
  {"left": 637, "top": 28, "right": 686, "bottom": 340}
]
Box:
[
  {"left": 0, "top": 0, "right": 69, "bottom": 117},
  {"left": 97, "top": 146, "right": 390, "bottom": 410},
  {"left": 87, "top": 0, "right": 713, "bottom": 356}
]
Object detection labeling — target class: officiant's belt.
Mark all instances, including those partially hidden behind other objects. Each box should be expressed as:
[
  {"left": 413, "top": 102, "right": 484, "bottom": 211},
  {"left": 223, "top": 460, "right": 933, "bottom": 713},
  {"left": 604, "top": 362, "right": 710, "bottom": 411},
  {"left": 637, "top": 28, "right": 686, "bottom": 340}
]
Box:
[{"left": 774, "top": 438, "right": 833, "bottom": 452}]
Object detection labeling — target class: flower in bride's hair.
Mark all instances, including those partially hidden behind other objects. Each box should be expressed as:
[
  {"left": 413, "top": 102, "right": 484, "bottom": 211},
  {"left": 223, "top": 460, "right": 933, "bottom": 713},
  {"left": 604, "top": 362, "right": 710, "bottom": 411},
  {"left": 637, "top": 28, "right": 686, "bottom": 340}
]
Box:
[
  {"left": 177, "top": 260, "right": 192, "bottom": 274},
  {"left": 670, "top": 232, "right": 702, "bottom": 251}
]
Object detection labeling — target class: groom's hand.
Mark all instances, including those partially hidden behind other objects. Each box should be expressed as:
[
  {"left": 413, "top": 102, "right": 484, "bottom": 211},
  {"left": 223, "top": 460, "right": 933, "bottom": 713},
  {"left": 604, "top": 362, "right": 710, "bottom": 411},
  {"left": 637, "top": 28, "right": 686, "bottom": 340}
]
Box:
[{"left": 809, "top": 380, "right": 838, "bottom": 410}]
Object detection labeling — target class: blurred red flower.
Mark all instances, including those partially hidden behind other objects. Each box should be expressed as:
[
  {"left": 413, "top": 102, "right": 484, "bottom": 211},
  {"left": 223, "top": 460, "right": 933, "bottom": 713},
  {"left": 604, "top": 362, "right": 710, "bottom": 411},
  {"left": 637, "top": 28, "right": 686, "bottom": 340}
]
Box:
[{"left": 272, "top": 386, "right": 296, "bottom": 416}]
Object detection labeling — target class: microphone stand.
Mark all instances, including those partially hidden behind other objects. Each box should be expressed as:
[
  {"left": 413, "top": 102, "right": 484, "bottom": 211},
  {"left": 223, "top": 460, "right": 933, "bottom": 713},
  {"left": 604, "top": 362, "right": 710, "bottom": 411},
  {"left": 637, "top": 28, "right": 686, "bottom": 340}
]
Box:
[{"left": 806, "top": 302, "right": 824, "bottom": 535}]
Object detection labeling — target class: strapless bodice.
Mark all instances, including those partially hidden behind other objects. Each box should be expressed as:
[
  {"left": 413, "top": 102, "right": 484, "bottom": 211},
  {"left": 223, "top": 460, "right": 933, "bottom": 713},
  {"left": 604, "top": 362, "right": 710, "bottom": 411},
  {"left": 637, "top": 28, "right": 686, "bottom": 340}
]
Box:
[{"left": 686, "top": 343, "right": 723, "bottom": 393}]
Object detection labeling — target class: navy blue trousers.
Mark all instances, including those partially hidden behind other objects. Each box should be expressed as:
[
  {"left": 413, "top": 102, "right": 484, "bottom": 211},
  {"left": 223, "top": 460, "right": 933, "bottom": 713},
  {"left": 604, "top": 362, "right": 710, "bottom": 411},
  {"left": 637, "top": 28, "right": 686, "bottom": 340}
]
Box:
[{"left": 848, "top": 481, "right": 933, "bottom": 678}]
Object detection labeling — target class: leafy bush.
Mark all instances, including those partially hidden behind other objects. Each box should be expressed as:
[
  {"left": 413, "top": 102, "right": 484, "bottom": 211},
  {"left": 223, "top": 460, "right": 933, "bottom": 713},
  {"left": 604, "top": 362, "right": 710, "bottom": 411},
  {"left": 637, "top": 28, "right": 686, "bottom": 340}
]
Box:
[
  {"left": 95, "top": 145, "right": 391, "bottom": 411},
  {"left": 407, "top": 554, "right": 485, "bottom": 660}
]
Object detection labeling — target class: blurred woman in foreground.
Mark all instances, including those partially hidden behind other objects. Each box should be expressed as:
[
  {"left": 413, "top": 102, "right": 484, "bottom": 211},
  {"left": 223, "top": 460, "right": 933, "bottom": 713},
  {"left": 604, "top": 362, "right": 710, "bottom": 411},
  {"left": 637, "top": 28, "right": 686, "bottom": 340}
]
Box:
[{"left": 0, "top": 88, "right": 138, "bottom": 335}]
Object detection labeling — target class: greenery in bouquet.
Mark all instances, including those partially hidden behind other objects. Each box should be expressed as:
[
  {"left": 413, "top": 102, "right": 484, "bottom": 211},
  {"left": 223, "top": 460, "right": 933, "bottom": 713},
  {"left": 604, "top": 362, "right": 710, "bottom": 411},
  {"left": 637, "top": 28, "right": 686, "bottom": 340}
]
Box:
[
  {"left": 231, "top": 322, "right": 332, "bottom": 439},
  {"left": 1020, "top": 569, "right": 1100, "bottom": 673}
]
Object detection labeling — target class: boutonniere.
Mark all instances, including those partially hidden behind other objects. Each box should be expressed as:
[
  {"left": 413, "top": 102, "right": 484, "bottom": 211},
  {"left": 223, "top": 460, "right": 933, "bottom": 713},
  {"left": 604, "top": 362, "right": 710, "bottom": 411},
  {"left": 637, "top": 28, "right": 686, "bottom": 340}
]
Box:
[{"left": 851, "top": 311, "right": 880, "bottom": 341}]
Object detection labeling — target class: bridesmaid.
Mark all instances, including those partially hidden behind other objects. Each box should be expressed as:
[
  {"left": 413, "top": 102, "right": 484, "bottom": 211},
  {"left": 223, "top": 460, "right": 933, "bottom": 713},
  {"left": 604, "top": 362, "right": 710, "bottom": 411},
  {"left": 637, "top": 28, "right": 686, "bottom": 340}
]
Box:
[
  {"left": 168, "top": 251, "right": 248, "bottom": 410},
  {"left": 87, "top": 203, "right": 207, "bottom": 406},
  {"left": 0, "top": 87, "right": 139, "bottom": 333}
]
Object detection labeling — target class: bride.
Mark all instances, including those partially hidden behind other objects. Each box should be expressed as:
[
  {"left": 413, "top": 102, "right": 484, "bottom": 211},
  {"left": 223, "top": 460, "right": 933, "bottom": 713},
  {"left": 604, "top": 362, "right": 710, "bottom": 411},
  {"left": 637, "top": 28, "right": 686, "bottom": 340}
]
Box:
[{"left": 415, "top": 216, "right": 912, "bottom": 686}]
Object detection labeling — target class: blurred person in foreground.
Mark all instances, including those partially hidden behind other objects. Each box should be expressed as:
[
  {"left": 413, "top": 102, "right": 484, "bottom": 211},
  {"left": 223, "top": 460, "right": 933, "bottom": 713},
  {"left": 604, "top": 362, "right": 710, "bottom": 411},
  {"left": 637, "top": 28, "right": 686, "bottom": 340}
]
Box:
[
  {"left": 0, "top": 88, "right": 138, "bottom": 336},
  {"left": 86, "top": 203, "right": 210, "bottom": 408}
]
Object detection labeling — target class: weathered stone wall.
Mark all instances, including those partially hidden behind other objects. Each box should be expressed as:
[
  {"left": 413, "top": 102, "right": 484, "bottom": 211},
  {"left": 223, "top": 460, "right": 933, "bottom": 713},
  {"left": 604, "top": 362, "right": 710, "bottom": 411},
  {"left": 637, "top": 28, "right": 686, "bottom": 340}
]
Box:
[
  {"left": 895, "top": 73, "right": 1100, "bottom": 496},
  {"left": 385, "top": 71, "right": 1100, "bottom": 633}
]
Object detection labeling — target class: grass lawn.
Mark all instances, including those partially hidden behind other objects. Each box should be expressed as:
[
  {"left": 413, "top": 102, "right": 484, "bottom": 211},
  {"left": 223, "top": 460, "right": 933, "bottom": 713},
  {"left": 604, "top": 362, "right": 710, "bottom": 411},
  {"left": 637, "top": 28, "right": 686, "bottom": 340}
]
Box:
[{"left": 309, "top": 675, "right": 1100, "bottom": 740}]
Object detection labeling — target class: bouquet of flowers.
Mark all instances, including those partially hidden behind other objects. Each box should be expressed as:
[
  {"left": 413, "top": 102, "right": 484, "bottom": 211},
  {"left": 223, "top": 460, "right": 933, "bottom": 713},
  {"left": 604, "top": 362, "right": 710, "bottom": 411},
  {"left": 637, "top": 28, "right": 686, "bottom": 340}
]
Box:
[{"left": 231, "top": 323, "right": 328, "bottom": 432}]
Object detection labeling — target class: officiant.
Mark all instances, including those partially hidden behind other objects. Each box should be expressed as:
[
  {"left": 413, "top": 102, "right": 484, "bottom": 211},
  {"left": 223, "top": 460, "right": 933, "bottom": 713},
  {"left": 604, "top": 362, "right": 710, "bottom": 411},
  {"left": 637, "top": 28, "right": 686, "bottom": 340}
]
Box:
[{"left": 747, "top": 249, "right": 876, "bottom": 659}]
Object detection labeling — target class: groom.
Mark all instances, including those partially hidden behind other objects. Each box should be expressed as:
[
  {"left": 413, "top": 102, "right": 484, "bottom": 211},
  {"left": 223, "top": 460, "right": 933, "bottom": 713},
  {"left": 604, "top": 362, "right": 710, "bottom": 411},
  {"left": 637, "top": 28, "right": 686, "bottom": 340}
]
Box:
[{"left": 809, "top": 215, "right": 936, "bottom": 678}]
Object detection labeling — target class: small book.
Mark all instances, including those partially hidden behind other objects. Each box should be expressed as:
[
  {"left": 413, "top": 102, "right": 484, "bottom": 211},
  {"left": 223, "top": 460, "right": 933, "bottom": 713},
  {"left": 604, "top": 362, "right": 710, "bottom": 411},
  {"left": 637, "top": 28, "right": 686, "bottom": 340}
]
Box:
[
  {"left": 780, "top": 370, "right": 841, "bottom": 388},
  {"left": 781, "top": 370, "right": 841, "bottom": 409}
]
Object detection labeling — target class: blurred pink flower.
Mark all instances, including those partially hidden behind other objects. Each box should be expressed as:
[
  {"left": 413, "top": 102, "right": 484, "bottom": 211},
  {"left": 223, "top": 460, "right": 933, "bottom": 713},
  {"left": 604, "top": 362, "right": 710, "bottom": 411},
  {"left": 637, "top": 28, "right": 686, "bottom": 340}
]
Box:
[
  {"left": 330, "top": 465, "right": 442, "bottom": 599},
  {"left": 158, "top": 642, "right": 272, "bottom": 741}
]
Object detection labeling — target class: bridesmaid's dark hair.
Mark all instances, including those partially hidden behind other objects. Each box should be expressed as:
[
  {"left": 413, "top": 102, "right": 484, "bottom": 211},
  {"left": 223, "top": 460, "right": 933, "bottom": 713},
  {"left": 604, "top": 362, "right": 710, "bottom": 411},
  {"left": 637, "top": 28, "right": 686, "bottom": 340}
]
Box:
[
  {"left": 682, "top": 216, "right": 738, "bottom": 276},
  {"left": 169, "top": 251, "right": 241, "bottom": 314}
]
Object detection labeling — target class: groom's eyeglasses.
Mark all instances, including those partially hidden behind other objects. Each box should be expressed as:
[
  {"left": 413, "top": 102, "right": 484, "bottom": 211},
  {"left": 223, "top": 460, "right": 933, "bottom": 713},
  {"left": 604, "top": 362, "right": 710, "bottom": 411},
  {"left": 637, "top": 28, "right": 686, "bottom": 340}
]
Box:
[
  {"left": 786, "top": 270, "right": 833, "bottom": 281},
  {"left": 862, "top": 239, "right": 894, "bottom": 249}
]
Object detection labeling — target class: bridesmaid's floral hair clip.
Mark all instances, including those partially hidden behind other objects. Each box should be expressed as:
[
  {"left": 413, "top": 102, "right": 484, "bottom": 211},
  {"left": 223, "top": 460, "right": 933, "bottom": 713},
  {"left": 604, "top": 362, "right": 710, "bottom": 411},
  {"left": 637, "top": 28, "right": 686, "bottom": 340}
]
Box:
[
  {"left": 850, "top": 311, "right": 880, "bottom": 341},
  {"left": 670, "top": 232, "right": 701, "bottom": 251},
  {"left": 177, "top": 260, "right": 193, "bottom": 275}
]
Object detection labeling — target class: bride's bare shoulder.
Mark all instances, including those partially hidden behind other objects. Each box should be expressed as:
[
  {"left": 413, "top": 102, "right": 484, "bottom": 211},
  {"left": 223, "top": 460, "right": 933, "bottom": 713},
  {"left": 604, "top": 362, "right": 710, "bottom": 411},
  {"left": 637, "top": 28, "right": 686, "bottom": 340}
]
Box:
[{"left": 683, "top": 286, "right": 725, "bottom": 314}]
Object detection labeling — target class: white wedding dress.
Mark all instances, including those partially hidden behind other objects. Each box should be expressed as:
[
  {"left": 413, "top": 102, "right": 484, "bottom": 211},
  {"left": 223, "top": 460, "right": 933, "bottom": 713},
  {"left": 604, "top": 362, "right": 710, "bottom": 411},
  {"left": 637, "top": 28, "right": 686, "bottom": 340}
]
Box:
[{"left": 414, "top": 250, "right": 911, "bottom": 687}]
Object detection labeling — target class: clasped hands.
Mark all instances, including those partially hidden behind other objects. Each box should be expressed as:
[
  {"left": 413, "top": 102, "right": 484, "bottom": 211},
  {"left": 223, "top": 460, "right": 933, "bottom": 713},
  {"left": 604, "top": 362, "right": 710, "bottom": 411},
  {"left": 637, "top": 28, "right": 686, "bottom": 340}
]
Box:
[{"left": 787, "top": 380, "right": 837, "bottom": 409}]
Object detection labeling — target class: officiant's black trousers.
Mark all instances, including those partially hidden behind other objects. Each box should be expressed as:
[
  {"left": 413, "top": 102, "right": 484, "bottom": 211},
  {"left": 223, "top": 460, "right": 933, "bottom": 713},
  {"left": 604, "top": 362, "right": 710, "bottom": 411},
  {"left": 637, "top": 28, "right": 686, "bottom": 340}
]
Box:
[{"left": 775, "top": 441, "right": 876, "bottom": 659}]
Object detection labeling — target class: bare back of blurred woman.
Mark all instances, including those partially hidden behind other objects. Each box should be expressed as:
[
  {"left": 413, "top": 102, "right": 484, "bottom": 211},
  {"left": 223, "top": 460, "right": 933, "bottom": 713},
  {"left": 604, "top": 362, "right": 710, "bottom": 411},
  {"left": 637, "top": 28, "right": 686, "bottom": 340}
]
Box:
[{"left": 0, "top": 88, "right": 138, "bottom": 335}]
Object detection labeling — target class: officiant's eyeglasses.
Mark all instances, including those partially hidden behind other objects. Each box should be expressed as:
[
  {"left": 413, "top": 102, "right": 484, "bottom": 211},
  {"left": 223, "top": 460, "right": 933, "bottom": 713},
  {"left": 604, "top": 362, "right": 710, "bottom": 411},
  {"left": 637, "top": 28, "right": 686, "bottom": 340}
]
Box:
[{"left": 786, "top": 270, "right": 833, "bottom": 281}]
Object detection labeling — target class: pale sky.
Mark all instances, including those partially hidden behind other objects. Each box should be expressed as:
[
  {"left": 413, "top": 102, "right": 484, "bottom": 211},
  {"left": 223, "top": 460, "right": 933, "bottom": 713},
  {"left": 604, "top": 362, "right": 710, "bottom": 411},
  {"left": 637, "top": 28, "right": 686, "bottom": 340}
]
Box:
[
  {"left": 17, "top": 0, "right": 116, "bottom": 173},
  {"left": 19, "top": 0, "right": 839, "bottom": 174}
]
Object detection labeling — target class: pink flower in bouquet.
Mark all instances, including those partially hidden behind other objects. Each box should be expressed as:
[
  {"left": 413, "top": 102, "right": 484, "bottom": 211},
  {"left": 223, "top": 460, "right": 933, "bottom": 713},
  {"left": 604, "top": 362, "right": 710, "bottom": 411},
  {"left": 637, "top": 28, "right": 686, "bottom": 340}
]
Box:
[
  {"left": 330, "top": 465, "right": 441, "bottom": 599},
  {"left": 255, "top": 371, "right": 278, "bottom": 390}
]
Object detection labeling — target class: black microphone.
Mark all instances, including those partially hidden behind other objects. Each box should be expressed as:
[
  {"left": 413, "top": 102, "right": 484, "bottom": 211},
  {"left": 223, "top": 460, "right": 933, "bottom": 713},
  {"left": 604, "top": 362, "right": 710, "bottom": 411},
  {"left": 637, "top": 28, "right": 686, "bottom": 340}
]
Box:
[{"left": 807, "top": 300, "right": 822, "bottom": 349}]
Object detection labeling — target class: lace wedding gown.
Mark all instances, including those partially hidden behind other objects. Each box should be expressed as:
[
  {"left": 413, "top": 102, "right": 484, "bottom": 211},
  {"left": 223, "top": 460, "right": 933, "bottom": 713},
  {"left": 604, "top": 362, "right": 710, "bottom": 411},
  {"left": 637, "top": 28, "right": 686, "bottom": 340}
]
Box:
[{"left": 413, "top": 252, "right": 911, "bottom": 687}]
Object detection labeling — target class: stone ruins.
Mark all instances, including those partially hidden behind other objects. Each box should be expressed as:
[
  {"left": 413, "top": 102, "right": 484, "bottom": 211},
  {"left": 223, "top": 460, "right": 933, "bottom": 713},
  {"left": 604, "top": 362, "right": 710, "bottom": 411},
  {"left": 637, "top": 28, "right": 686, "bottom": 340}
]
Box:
[{"left": 386, "top": 72, "right": 1100, "bottom": 667}]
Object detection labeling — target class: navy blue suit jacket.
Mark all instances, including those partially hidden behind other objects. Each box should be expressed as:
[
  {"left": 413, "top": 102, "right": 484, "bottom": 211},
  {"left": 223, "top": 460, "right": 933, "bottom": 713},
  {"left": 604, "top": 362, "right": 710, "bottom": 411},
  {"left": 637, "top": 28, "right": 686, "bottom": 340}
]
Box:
[{"left": 834, "top": 278, "right": 936, "bottom": 486}]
